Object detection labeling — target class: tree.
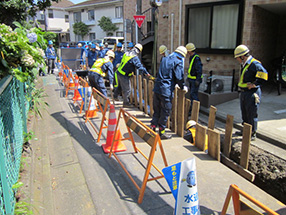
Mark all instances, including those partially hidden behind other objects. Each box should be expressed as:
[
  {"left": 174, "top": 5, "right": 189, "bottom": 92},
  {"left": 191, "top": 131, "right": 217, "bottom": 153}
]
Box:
[
  {"left": 73, "top": 22, "right": 90, "bottom": 40},
  {"left": 0, "top": 0, "right": 58, "bottom": 27},
  {"left": 98, "top": 16, "right": 118, "bottom": 36}
]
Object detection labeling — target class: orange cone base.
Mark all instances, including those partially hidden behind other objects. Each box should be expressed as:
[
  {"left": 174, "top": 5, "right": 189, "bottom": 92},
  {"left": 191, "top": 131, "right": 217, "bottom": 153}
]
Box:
[
  {"left": 85, "top": 110, "right": 97, "bottom": 118},
  {"left": 102, "top": 130, "right": 127, "bottom": 153},
  {"left": 73, "top": 89, "right": 82, "bottom": 101}
]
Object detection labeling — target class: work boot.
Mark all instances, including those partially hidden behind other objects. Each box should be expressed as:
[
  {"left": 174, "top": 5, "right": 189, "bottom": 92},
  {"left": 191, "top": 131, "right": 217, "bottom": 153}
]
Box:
[
  {"left": 159, "top": 129, "right": 172, "bottom": 140},
  {"left": 251, "top": 133, "right": 256, "bottom": 141},
  {"left": 235, "top": 130, "right": 243, "bottom": 136},
  {"left": 149, "top": 125, "right": 156, "bottom": 132}
]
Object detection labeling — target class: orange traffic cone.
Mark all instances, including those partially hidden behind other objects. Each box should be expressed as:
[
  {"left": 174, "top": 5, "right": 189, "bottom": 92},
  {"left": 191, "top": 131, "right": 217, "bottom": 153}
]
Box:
[
  {"left": 102, "top": 104, "right": 126, "bottom": 153},
  {"left": 85, "top": 88, "right": 98, "bottom": 118},
  {"left": 73, "top": 76, "right": 82, "bottom": 101}
]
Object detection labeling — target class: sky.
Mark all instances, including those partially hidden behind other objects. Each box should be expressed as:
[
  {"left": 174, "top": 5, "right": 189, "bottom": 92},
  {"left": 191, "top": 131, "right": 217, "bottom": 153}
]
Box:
[{"left": 70, "top": 0, "right": 86, "bottom": 4}]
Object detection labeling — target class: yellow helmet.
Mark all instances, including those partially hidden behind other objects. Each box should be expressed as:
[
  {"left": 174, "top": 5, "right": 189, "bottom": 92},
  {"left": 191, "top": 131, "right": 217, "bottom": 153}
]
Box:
[
  {"left": 186, "top": 43, "right": 196, "bottom": 52},
  {"left": 234, "top": 45, "right": 249, "bottom": 58},
  {"left": 135, "top": 43, "right": 143, "bottom": 52},
  {"left": 106, "top": 50, "right": 115, "bottom": 58},
  {"left": 159, "top": 45, "right": 167, "bottom": 54},
  {"left": 186, "top": 120, "right": 196, "bottom": 129},
  {"left": 175, "top": 46, "right": 187, "bottom": 58}
]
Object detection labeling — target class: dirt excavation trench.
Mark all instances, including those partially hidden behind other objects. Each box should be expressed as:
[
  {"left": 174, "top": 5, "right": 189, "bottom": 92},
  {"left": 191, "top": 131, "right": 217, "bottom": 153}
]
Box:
[{"left": 228, "top": 140, "right": 286, "bottom": 204}]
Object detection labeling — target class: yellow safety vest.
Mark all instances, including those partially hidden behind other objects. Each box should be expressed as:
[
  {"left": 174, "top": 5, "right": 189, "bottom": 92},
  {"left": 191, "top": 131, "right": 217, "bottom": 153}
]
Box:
[
  {"left": 238, "top": 58, "right": 268, "bottom": 88},
  {"left": 117, "top": 54, "right": 135, "bottom": 76},
  {"left": 90, "top": 58, "right": 109, "bottom": 77},
  {"left": 188, "top": 55, "right": 203, "bottom": 79}
]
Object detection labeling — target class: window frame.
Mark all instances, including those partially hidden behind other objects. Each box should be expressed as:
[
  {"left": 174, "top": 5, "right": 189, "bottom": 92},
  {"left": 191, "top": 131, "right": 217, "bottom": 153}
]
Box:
[
  {"left": 115, "top": 6, "right": 123, "bottom": 18},
  {"left": 185, "top": 0, "right": 244, "bottom": 54},
  {"left": 48, "top": 9, "right": 53, "bottom": 19},
  {"left": 88, "top": 10, "right": 95, "bottom": 21},
  {"left": 73, "top": 12, "right": 81, "bottom": 23},
  {"left": 65, "top": 15, "right": 69, "bottom": 23}
]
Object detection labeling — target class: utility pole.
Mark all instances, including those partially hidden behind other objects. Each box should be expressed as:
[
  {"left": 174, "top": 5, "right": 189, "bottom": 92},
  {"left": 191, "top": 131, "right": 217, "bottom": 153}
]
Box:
[{"left": 136, "top": 0, "right": 142, "bottom": 43}]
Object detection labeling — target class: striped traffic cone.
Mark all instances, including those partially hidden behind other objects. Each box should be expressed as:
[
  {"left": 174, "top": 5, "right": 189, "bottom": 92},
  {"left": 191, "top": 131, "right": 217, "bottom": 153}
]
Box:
[
  {"left": 102, "top": 104, "right": 126, "bottom": 153},
  {"left": 85, "top": 87, "right": 98, "bottom": 118},
  {"left": 73, "top": 76, "right": 82, "bottom": 101}
]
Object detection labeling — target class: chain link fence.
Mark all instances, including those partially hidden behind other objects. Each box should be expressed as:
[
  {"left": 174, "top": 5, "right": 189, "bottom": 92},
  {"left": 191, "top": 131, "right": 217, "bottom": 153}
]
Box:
[{"left": 0, "top": 75, "right": 31, "bottom": 215}]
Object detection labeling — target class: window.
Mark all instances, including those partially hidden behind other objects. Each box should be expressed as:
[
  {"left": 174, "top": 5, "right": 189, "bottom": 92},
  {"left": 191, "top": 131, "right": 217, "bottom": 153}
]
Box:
[
  {"left": 186, "top": 1, "right": 243, "bottom": 53},
  {"left": 40, "top": 14, "right": 45, "bottom": 20},
  {"left": 65, "top": 15, "right": 69, "bottom": 23},
  {"left": 73, "top": 12, "right": 81, "bottom": 23},
  {"left": 89, "top": 33, "right": 96, "bottom": 41},
  {"left": 48, "top": 9, "right": 53, "bottom": 18},
  {"left": 88, "top": 10, "right": 94, "bottom": 21},
  {"left": 116, "top": 32, "right": 123, "bottom": 37},
  {"left": 115, "top": 6, "right": 123, "bottom": 18}
]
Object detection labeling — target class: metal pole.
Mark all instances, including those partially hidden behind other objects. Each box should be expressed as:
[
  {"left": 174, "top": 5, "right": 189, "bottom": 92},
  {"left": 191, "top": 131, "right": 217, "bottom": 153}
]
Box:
[
  {"left": 124, "top": 19, "right": 127, "bottom": 53},
  {"left": 171, "top": 13, "right": 174, "bottom": 53}
]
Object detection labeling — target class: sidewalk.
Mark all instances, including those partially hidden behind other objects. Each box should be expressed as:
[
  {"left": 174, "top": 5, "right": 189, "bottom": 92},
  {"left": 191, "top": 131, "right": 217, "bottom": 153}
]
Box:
[{"left": 26, "top": 75, "right": 286, "bottom": 215}]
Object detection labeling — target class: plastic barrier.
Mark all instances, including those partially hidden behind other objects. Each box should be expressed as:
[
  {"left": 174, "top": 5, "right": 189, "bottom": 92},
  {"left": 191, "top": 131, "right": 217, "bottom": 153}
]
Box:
[
  {"left": 108, "top": 108, "right": 168, "bottom": 204},
  {"left": 85, "top": 87, "right": 111, "bottom": 142},
  {"left": 75, "top": 77, "right": 89, "bottom": 114},
  {"left": 221, "top": 184, "right": 279, "bottom": 215}
]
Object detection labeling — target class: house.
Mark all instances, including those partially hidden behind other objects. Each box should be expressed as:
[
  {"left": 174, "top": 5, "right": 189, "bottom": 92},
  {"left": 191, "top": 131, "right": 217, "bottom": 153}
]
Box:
[
  {"left": 33, "top": 0, "right": 74, "bottom": 43},
  {"left": 66, "top": 0, "right": 124, "bottom": 42}
]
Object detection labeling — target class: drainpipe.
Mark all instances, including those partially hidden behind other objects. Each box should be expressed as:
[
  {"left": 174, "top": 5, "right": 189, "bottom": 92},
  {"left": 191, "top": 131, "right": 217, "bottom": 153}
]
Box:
[
  {"left": 171, "top": 13, "right": 174, "bottom": 53},
  {"left": 179, "top": 0, "right": 182, "bottom": 45}
]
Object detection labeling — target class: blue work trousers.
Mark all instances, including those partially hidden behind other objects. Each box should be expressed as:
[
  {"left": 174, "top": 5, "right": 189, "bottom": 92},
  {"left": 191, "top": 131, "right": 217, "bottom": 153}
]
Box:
[
  {"left": 240, "top": 87, "right": 261, "bottom": 134},
  {"left": 151, "top": 93, "right": 172, "bottom": 130},
  {"left": 188, "top": 79, "right": 200, "bottom": 114},
  {"left": 117, "top": 73, "right": 131, "bottom": 105},
  {"left": 88, "top": 72, "right": 107, "bottom": 97}
]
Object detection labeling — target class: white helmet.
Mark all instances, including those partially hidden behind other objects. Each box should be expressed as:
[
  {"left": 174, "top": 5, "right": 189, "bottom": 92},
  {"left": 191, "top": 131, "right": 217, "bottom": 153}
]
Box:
[
  {"left": 106, "top": 50, "right": 115, "bottom": 58},
  {"left": 175, "top": 46, "right": 187, "bottom": 58},
  {"left": 135, "top": 43, "right": 143, "bottom": 52},
  {"left": 186, "top": 120, "right": 196, "bottom": 129}
]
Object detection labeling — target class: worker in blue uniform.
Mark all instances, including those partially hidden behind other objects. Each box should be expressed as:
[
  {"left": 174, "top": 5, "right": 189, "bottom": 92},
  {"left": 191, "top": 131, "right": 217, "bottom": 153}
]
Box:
[
  {"left": 127, "top": 42, "right": 134, "bottom": 51},
  {"left": 234, "top": 44, "right": 268, "bottom": 141},
  {"left": 46, "top": 40, "right": 57, "bottom": 74},
  {"left": 86, "top": 44, "right": 97, "bottom": 70},
  {"left": 113, "top": 42, "right": 124, "bottom": 101},
  {"left": 186, "top": 43, "right": 203, "bottom": 116},
  {"left": 150, "top": 46, "right": 188, "bottom": 139},
  {"left": 88, "top": 50, "right": 115, "bottom": 97},
  {"left": 98, "top": 43, "right": 106, "bottom": 58},
  {"left": 117, "top": 43, "right": 150, "bottom": 107}
]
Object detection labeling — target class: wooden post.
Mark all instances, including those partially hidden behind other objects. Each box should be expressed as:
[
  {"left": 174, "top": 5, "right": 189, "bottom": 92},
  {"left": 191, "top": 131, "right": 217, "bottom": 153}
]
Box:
[
  {"left": 195, "top": 123, "right": 206, "bottom": 151},
  {"left": 240, "top": 123, "right": 252, "bottom": 169},
  {"left": 133, "top": 75, "right": 138, "bottom": 107},
  {"left": 223, "top": 115, "right": 234, "bottom": 158},
  {"left": 143, "top": 78, "right": 148, "bottom": 114},
  {"left": 177, "top": 89, "right": 186, "bottom": 137},
  {"left": 171, "top": 87, "right": 178, "bottom": 132},
  {"left": 207, "top": 128, "right": 220, "bottom": 161},
  {"left": 148, "top": 81, "right": 154, "bottom": 117},
  {"left": 185, "top": 98, "right": 191, "bottom": 126},
  {"left": 190, "top": 100, "right": 200, "bottom": 122},
  {"left": 138, "top": 75, "right": 143, "bottom": 111},
  {"left": 208, "top": 105, "right": 217, "bottom": 130}
]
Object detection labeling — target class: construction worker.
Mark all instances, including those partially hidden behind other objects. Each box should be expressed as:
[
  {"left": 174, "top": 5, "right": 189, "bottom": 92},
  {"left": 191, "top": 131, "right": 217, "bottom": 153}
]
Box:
[
  {"left": 88, "top": 50, "right": 115, "bottom": 97},
  {"left": 234, "top": 45, "right": 268, "bottom": 140},
  {"left": 86, "top": 44, "right": 97, "bottom": 70},
  {"left": 127, "top": 42, "right": 134, "bottom": 51},
  {"left": 184, "top": 120, "right": 196, "bottom": 143},
  {"left": 117, "top": 43, "right": 150, "bottom": 107},
  {"left": 113, "top": 42, "right": 124, "bottom": 101},
  {"left": 186, "top": 43, "right": 203, "bottom": 116},
  {"left": 104, "top": 42, "right": 109, "bottom": 53},
  {"left": 46, "top": 40, "right": 57, "bottom": 74},
  {"left": 150, "top": 46, "right": 188, "bottom": 139},
  {"left": 98, "top": 43, "right": 105, "bottom": 58}
]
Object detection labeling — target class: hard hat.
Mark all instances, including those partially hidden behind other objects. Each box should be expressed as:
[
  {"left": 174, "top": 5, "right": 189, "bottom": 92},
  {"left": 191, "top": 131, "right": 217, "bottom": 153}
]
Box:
[
  {"left": 135, "top": 43, "right": 143, "bottom": 52},
  {"left": 91, "top": 44, "right": 96, "bottom": 49},
  {"left": 128, "top": 42, "right": 134, "bottom": 48},
  {"left": 88, "top": 42, "right": 92, "bottom": 46},
  {"left": 78, "top": 43, "right": 82, "bottom": 47},
  {"left": 99, "top": 43, "right": 104, "bottom": 47},
  {"left": 186, "top": 120, "right": 196, "bottom": 129},
  {"left": 48, "top": 40, "right": 53, "bottom": 45},
  {"left": 186, "top": 43, "right": 196, "bottom": 52},
  {"left": 105, "top": 42, "right": 108, "bottom": 46},
  {"left": 117, "top": 42, "right": 122, "bottom": 48},
  {"left": 234, "top": 45, "right": 249, "bottom": 58},
  {"left": 175, "top": 46, "right": 187, "bottom": 58},
  {"left": 159, "top": 45, "right": 167, "bottom": 54},
  {"left": 106, "top": 50, "right": 115, "bottom": 58}
]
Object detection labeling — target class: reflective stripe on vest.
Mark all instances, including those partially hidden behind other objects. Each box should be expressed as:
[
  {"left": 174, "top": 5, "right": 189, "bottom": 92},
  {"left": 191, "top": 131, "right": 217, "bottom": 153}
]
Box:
[
  {"left": 118, "top": 54, "right": 135, "bottom": 76},
  {"left": 114, "top": 71, "right": 119, "bottom": 87},
  {"left": 90, "top": 58, "right": 109, "bottom": 76},
  {"left": 187, "top": 55, "right": 202, "bottom": 79},
  {"left": 238, "top": 58, "right": 258, "bottom": 88}
]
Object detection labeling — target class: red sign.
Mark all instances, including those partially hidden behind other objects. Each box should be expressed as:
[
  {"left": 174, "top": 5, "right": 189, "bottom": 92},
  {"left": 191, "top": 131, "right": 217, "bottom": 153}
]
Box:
[{"left": 133, "top": 15, "right": 146, "bottom": 28}]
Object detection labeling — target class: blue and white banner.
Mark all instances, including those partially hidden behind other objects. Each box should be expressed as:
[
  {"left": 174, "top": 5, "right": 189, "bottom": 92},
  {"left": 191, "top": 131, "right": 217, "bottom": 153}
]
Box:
[{"left": 163, "top": 158, "right": 200, "bottom": 215}]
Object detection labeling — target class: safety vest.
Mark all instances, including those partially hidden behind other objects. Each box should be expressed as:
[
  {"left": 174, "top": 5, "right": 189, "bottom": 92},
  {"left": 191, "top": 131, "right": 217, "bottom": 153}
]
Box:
[
  {"left": 90, "top": 58, "right": 109, "bottom": 76},
  {"left": 187, "top": 55, "right": 203, "bottom": 79},
  {"left": 117, "top": 54, "right": 135, "bottom": 76},
  {"left": 238, "top": 58, "right": 268, "bottom": 88}
]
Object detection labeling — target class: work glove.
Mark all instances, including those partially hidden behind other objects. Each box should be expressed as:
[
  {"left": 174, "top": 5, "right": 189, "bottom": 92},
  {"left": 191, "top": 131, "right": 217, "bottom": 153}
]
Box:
[
  {"left": 110, "top": 84, "right": 114, "bottom": 91},
  {"left": 254, "top": 93, "right": 260, "bottom": 104},
  {"left": 175, "top": 84, "right": 179, "bottom": 88},
  {"left": 183, "top": 86, "right": 188, "bottom": 93},
  {"left": 148, "top": 75, "right": 155, "bottom": 81}
]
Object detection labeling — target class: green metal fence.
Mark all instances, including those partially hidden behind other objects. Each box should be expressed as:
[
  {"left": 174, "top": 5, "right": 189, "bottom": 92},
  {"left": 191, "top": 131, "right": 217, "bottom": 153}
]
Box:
[{"left": 0, "top": 75, "right": 31, "bottom": 215}]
